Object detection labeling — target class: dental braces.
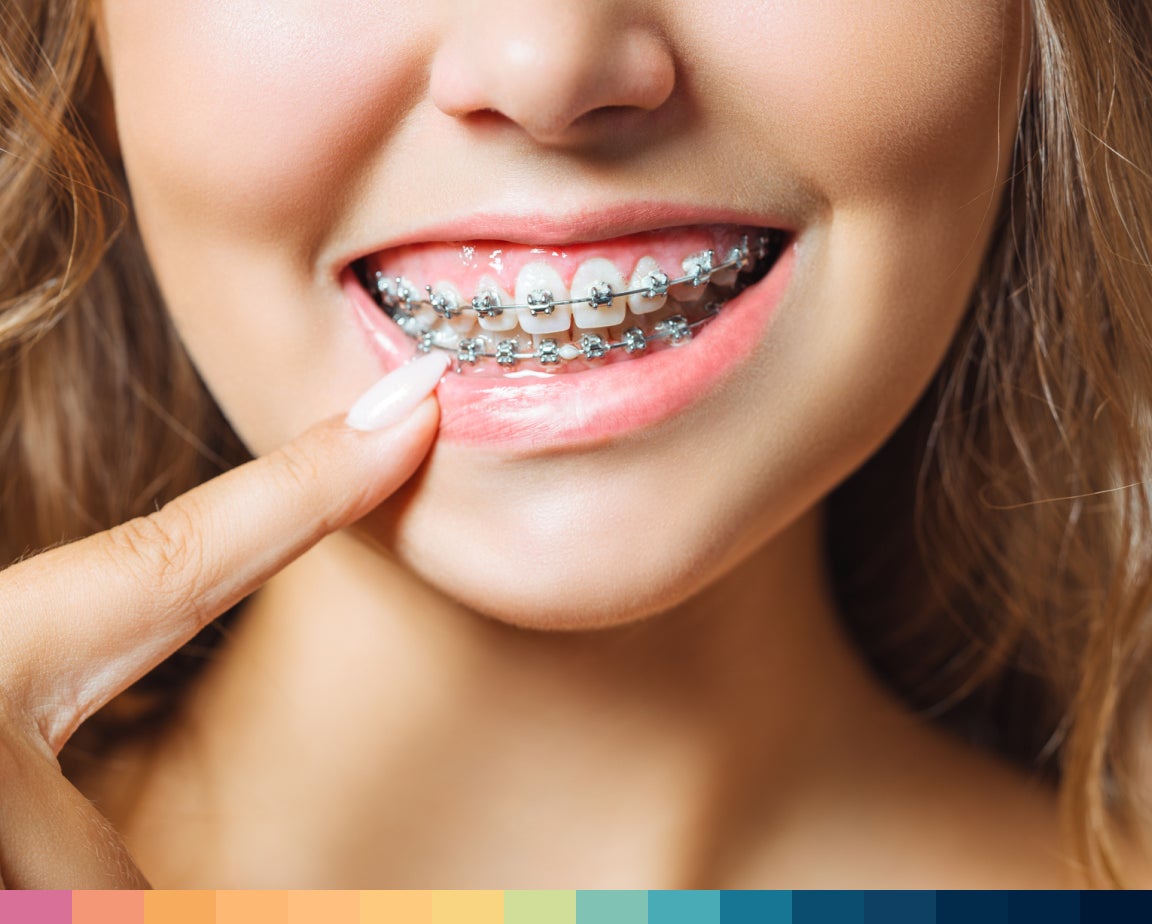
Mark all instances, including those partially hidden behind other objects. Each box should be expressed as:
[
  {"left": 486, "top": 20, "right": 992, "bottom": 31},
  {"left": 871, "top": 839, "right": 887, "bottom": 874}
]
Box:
[
  {"left": 399, "top": 304, "right": 721, "bottom": 369},
  {"left": 371, "top": 234, "right": 776, "bottom": 321}
]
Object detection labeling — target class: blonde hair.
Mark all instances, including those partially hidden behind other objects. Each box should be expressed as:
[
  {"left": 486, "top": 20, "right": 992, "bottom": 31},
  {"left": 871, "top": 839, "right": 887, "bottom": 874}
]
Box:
[
  {"left": 0, "top": 0, "right": 248, "bottom": 743},
  {"left": 829, "top": 0, "right": 1152, "bottom": 884},
  {"left": 2, "top": 0, "right": 1151, "bottom": 885}
]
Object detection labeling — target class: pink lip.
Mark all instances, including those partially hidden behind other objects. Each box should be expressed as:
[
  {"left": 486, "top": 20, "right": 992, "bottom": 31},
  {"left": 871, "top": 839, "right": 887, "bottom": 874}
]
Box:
[
  {"left": 344, "top": 237, "right": 796, "bottom": 452},
  {"left": 334, "top": 202, "right": 797, "bottom": 269}
]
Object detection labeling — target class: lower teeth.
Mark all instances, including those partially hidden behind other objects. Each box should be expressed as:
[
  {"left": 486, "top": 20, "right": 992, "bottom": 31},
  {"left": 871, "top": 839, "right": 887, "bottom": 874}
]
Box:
[
  {"left": 400, "top": 306, "right": 719, "bottom": 370},
  {"left": 361, "top": 232, "right": 783, "bottom": 372}
]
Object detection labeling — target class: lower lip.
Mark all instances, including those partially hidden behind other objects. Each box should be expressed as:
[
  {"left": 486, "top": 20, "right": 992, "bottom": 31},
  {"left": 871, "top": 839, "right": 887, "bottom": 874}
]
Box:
[{"left": 344, "top": 242, "right": 795, "bottom": 451}]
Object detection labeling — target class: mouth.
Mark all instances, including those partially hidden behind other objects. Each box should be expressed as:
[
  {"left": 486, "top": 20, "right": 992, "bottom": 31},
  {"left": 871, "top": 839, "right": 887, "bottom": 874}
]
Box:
[
  {"left": 351, "top": 224, "right": 787, "bottom": 374},
  {"left": 343, "top": 219, "right": 796, "bottom": 450}
]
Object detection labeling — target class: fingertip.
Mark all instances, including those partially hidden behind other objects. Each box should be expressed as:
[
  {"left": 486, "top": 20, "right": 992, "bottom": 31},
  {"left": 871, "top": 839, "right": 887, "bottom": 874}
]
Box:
[
  {"left": 344, "top": 353, "right": 451, "bottom": 431},
  {"left": 333, "top": 394, "right": 441, "bottom": 521}
]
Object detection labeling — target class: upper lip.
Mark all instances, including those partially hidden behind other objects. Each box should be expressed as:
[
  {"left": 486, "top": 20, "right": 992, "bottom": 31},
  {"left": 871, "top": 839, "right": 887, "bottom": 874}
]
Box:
[{"left": 333, "top": 200, "right": 799, "bottom": 280}]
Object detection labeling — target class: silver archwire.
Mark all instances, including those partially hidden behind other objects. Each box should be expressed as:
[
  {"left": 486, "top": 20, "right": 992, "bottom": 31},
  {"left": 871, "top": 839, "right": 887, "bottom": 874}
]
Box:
[{"left": 363, "top": 231, "right": 785, "bottom": 369}]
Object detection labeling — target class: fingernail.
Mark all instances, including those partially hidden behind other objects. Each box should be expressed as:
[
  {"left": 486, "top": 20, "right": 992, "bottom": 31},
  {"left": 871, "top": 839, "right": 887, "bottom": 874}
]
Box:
[{"left": 345, "top": 352, "right": 451, "bottom": 431}]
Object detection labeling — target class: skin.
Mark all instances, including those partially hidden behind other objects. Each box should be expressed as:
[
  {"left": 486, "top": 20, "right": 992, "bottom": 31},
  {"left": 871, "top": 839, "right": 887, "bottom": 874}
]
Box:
[
  {"left": 96, "top": 0, "right": 1026, "bottom": 628},
  {"left": 0, "top": 0, "right": 1079, "bottom": 887}
]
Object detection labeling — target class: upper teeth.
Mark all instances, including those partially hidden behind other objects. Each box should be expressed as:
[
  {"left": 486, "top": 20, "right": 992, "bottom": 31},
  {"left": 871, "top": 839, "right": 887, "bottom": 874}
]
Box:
[
  {"left": 517, "top": 263, "right": 570, "bottom": 334},
  {"left": 374, "top": 239, "right": 755, "bottom": 327},
  {"left": 474, "top": 275, "right": 516, "bottom": 331},
  {"left": 571, "top": 257, "right": 627, "bottom": 329},
  {"left": 628, "top": 257, "right": 669, "bottom": 315},
  {"left": 366, "top": 231, "right": 784, "bottom": 368},
  {"left": 682, "top": 250, "right": 715, "bottom": 286}
]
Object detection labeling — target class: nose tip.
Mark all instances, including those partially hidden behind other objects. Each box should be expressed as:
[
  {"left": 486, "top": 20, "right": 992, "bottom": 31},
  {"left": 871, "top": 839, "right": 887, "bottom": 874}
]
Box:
[{"left": 429, "top": 6, "right": 675, "bottom": 146}]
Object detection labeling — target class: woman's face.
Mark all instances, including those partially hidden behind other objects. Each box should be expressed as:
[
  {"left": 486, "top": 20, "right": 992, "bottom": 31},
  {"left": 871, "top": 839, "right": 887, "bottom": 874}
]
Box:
[{"left": 96, "top": 0, "right": 1025, "bottom": 626}]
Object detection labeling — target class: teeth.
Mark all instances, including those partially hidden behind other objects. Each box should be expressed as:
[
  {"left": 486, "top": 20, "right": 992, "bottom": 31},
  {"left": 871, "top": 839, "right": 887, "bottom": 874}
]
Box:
[
  {"left": 622, "top": 327, "right": 648, "bottom": 353},
  {"left": 429, "top": 281, "right": 472, "bottom": 334},
  {"left": 495, "top": 339, "right": 519, "bottom": 366},
  {"left": 431, "top": 326, "right": 461, "bottom": 349},
  {"left": 579, "top": 332, "right": 610, "bottom": 359},
  {"left": 370, "top": 228, "right": 780, "bottom": 370},
  {"left": 670, "top": 251, "right": 714, "bottom": 304},
  {"left": 456, "top": 337, "right": 484, "bottom": 364},
  {"left": 627, "top": 256, "right": 668, "bottom": 315},
  {"left": 515, "top": 262, "right": 571, "bottom": 335},
  {"left": 570, "top": 257, "right": 627, "bottom": 329},
  {"left": 473, "top": 275, "right": 517, "bottom": 332},
  {"left": 668, "top": 284, "right": 705, "bottom": 305},
  {"left": 536, "top": 338, "right": 562, "bottom": 365},
  {"left": 655, "top": 314, "right": 692, "bottom": 344},
  {"left": 668, "top": 277, "right": 706, "bottom": 304},
  {"left": 710, "top": 247, "right": 742, "bottom": 287},
  {"left": 682, "top": 249, "right": 716, "bottom": 286},
  {"left": 392, "top": 276, "right": 436, "bottom": 321},
  {"left": 384, "top": 276, "right": 411, "bottom": 309}
]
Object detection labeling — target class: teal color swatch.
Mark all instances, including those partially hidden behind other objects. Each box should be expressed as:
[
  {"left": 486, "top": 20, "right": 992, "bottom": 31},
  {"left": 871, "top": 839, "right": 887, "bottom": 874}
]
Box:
[
  {"left": 649, "top": 890, "right": 721, "bottom": 924},
  {"left": 576, "top": 890, "right": 648, "bottom": 924},
  {"left": 722, "top": 890, "right": 793, "bottom": 923}
]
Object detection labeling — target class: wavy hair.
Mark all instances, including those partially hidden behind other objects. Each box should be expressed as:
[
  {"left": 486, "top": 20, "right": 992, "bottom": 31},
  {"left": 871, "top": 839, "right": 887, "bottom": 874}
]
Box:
[
  {"left": 2, "top": 0, "right": 1151, "bottom": 886},
  {"left": 0, "top": 0, "right": 248, "bottom": 755}
]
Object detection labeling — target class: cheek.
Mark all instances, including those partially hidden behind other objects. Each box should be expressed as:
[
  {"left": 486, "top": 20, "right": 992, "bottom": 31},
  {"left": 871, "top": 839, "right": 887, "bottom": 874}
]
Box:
[
  {"left": 713, "top": 0, "right": 1024, "bottom": 428},
  {"left": 706, "top": 0, "right": 1020, "bottom": 202},
  {"left": 103, "top": 1, "right": 423, "bottom": 244},
  {"left": 99, "top": 1, "right": 438, "bottom": 451}
]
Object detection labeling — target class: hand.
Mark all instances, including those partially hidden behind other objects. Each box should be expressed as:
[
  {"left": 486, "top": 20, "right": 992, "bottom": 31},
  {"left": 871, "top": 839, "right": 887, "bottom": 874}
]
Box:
[{"left": 0, "top": 354, "right": 448, "bottom": 888}]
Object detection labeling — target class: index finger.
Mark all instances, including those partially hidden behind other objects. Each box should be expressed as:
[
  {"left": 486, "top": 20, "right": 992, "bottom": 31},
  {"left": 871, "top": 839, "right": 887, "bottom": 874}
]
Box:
[{"left": 0, "top": 360, "right": 445, "bottom": 752}]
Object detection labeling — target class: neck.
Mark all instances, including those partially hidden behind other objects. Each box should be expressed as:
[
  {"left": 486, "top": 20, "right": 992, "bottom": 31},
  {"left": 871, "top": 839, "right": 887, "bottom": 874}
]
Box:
[{"left": 117, "top": 503, "right": 908, "bottom": 887}]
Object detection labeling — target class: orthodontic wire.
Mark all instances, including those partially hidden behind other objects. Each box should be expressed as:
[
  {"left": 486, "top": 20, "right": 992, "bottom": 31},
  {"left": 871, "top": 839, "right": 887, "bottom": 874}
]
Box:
[
  {"left": 367, "top": 233, "right": 782, "bottom": 367},
  {"left": 371, "top": 235, "right": 775, "bottom": 317}
]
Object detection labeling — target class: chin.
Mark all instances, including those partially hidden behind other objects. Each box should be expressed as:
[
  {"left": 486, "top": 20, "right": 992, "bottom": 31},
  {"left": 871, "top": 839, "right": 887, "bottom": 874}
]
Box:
[
  {"left": 361, "top": 444, "right": 800, "bottom": 632},
  {"left": 397, "top": 538, "right": 726, "bottom": 632}
]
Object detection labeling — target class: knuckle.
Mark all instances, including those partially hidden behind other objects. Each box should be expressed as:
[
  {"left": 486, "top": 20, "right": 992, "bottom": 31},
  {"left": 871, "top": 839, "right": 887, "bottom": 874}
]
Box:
[
  {"left": 0, "top": 688, "right": 52, "bottom": 778},
  {"left": 274, "top": 439, "right": 324, "bottom": 495},
  {"left": 105, "top": 503, "right": 212, "bottom": 604},
  {"left": 272, "top": 440, "right": 331, "bottom": 516}
]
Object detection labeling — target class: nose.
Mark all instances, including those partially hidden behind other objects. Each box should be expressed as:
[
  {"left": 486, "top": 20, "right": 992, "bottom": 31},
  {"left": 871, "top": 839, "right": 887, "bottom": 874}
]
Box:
[{"left": 429, "top": 1, "right": 676, "bottom": 146}]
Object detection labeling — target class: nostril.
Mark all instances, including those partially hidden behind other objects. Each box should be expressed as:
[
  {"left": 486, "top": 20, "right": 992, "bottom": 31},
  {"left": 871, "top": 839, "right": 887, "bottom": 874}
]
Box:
[
  {"left": 571, "top": 103, "right": 660, "bottom": 132},
  {"left": 462, "top": 108, "right": 510, "bottom": 130},
  {"left": 429, "top": 14, "right": 676, "bottom": 147},
  {"left": 582, "top": 104, "right": 642, "bottom": 122}
]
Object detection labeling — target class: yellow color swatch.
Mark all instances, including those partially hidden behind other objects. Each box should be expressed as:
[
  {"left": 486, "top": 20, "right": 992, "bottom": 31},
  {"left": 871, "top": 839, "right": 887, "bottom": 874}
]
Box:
[{"left": 432, "top": 890, "right": 504, "bottom": 924}]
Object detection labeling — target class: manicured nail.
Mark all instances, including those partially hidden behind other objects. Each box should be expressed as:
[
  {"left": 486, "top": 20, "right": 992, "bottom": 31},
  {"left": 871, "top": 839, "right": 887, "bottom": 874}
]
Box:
[{"left": 345, "top": 352, "right": 450, "bottom": 431}]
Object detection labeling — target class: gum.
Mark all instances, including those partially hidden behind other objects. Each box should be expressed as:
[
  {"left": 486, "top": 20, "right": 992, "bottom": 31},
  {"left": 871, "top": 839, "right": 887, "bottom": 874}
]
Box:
[{"left": 362, "top": 224, "right": 756, "bottom": 298}]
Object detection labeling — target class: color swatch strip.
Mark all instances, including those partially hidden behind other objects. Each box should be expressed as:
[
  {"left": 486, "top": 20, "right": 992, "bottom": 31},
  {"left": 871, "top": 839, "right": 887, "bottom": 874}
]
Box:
[{"left": 0, "top": 890, "right": 1148, "bottom": 923}]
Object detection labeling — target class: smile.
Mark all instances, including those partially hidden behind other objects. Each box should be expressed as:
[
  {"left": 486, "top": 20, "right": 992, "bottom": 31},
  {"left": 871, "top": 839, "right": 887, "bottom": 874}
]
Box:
[
  {"left": 344, "top": 217, "right": 798, "bottom": 449},
  {"left": 353, "top": 225, "right": 787, "bottom": 374}
]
